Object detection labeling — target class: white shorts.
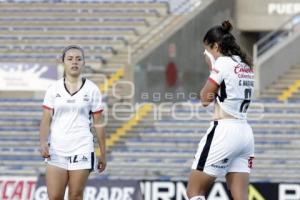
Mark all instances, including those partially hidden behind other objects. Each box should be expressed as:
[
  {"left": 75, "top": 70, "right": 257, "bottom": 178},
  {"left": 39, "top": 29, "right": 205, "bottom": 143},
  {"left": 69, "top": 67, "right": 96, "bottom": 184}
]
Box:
[
  {"left": 191, "top": 119, "right": 255, "bottom": 177},
  {"left": 46, "top": 152, "right": 96, "bottom": 171}
]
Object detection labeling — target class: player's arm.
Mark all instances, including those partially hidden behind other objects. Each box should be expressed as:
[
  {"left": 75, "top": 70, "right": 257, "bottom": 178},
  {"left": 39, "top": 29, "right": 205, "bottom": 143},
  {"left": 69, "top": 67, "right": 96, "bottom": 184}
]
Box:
[
  {"left": 39, "top": 108, "right": 52, "bottom": 158},
  {"left": 200, "top": 78, "right": 219, "bottom": 107},
  {"left": 93, "top": 112, "right": 106, "bottom": 173}
]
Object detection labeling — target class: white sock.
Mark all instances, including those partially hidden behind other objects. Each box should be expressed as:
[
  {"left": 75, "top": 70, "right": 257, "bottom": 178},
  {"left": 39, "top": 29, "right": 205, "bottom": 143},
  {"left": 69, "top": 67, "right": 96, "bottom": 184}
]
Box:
[{"left": 190, "top": 196, "right": 206, "bottom": 200}]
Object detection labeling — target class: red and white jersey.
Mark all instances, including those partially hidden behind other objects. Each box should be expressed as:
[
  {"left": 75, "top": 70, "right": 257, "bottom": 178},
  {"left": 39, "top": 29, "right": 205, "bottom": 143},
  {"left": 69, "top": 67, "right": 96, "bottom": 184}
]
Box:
[
  {"left": 208, "top": 55, "right": 254, "bottom": 119},
  {"left": 43, "top": 78, "right": 104, "bottom": 156}
]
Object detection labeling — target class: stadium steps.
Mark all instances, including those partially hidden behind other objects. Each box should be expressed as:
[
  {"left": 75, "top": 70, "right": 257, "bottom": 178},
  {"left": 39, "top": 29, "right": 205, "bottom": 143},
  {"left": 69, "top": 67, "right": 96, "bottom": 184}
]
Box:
[
  {"left": 0, "top": 2, "right": 169, "bottom": 14},
  {"left": 262, "top": 64, "right": 300, "bottom": 100},
  {"left": 0, "top": 49, "right": 128, "bottom": 59},
  {"left": 1, "top": 99, "right": 300, "bottom": 182},
  {"left": 104, "top": 102, "right": 300, "bottom": 182},
  {"left": 0, "top": 1, "right": 169, "bottom": 77},
  {"left": 0, "top": 11, "right": 161, "bottom": 19},
  {"left": 0, "top": 95, "right": 147, "bottom": 176},
  {"left": 0, "top": 40, "right": 126, "bottom": 52},
  {"left": 0, "top": 21, "right": 149, "bottom": 29},
  {"left": 0, "top": 31, "right": 137, "bottom": 41}
]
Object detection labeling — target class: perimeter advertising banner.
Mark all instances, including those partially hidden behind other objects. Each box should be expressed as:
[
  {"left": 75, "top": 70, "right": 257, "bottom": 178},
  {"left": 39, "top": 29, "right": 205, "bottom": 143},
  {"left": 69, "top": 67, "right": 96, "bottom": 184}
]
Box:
[
  {"left": 1, "top": 176, "right": 300, "bottom": 200},
  {"left": 0, "top": 63, "right": 57, "bottom": 91},
  {"left": 33, "top": 176, "right": 143, "bottom": 200},
  {"left": 0, "top": 176, "right": 37, "bottom": 200}
]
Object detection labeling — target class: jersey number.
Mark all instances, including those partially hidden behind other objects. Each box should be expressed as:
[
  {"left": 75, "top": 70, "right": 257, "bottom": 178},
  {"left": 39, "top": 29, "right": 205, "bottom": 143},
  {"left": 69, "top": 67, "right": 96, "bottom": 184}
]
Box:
[
  {"left": 240, "top": 89, "right": 251, "bottom": 113},
  {"left": 69, "top": 155, "right": 78, "bottom": 163}
]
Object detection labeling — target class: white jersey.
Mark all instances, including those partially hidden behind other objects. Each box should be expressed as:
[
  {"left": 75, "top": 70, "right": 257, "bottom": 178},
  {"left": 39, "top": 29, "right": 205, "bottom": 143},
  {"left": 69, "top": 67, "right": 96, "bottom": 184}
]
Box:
[
  {"left": 43, "top": 78, "right": 104, "bottom": 156},
  {"left": 208, "top": 55, "right": 254, "bottom": 119}
]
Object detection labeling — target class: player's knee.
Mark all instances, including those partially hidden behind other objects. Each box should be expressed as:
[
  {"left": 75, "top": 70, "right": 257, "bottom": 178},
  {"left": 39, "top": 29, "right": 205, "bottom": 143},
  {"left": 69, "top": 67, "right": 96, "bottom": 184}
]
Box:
[
  {"left": 230, "top": 192, "right": 247, "bottom": 200},
  {"left": 68, "top": 190, "right": 83, "bottom": 200},
  {"left": 186, "top": 187, "right": 194, "bottom": 199},
  {"left": 48, "top": 192, "right": 65, "bottom": 200},
  {"left": 186, "top": 188, "right": 206, "bottom": 200}
]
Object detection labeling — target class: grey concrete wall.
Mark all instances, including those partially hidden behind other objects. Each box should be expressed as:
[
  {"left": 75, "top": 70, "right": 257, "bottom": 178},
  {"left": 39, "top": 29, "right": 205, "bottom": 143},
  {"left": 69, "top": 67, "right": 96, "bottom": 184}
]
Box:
[
  {"left": 134, "top": 0, "right": 234, "bottom": 103},
  {"left": 256, "top": 30, "right": 300, "bottom": 94},
  {"left": 236, "top": 0, "right": 300, "bottom": 31}
]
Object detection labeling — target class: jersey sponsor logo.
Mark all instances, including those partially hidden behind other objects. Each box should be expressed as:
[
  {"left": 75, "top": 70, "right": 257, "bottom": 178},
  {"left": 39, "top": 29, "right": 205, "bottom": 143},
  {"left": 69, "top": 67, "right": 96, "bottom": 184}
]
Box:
[
  {"left": 234, "top": 65, "right": 254, "bottom": 74},
  {"left": 55, "top": 93, "right": 61, "bottom": 98},
  {"left": 67, "top": 99, "right": 76, "bottom": 103},
  {"left": 234, "top": 65, "right": 254, "bottom": 79},
  {"left": 238, "top": 73, "right": 254, "bottom": 79}
]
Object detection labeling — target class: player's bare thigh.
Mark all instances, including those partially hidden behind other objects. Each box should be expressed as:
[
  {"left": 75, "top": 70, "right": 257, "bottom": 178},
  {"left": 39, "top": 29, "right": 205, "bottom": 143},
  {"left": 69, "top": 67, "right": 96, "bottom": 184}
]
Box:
[
  {"left": 68, "top": 169, "right": 90, "bottom": 200},
  {"left": 226, "top": 172, "right": 249, "bottom": 200},
  {"left": 46, "top": 165, "right": 68, "bottom": 200},
  {"left": 186, "top": 169, "right": 216, "bottom": 198}
]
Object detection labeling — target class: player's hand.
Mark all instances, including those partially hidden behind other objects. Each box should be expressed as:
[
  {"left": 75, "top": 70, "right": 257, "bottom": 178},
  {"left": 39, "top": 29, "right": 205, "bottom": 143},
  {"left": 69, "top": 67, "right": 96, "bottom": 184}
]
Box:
[
  {"left": 39, "top": 142, "right": 50, "bottom": 158},
  {"left": 97, "top": 156, "right": 106, "bottom": 173}
]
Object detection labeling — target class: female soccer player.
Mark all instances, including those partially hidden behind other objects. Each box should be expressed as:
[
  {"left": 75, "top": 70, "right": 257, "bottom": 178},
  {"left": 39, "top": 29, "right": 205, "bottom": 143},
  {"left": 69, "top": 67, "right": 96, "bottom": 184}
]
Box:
[
  {"left": 186, "top": 21, "right": 255, "bottom": 200},
  {"left": 39, "top": 45, "right": 106, "bottom": 200}
]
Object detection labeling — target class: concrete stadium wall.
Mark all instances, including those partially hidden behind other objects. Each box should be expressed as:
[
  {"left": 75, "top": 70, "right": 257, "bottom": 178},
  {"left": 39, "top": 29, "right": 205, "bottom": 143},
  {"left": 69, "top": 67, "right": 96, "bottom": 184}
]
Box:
[
  {"left": 236, "top": 0, "right": 300, "bottom": 31},
  {"left": 134, "top": 0, "right": 234, "bottom": 103},
  {"left": 255, "top": 30, "right": 300, "bottom": 94}
]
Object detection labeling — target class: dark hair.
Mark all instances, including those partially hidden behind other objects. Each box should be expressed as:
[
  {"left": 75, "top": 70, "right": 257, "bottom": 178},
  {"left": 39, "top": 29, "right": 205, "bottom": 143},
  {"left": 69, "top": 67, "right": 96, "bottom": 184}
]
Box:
[
  {"left": 203, "top": 20, "right": 252, "bottom": 67},
  {"left": 61, "top": 45, "right": 85, "bottom": 62}
]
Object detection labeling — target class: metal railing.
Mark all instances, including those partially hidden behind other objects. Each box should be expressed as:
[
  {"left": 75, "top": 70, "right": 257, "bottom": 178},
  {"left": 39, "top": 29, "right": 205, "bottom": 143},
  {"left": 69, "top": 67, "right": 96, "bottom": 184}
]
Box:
[{"left": 253, "top": 13, "right": 300, "bottom": 64}]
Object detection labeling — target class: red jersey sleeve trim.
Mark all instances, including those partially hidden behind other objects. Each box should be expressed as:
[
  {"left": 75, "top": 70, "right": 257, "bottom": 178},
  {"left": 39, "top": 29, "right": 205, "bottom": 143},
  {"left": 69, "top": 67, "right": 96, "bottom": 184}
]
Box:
[
  {"left": 208, "top": 77, "right": 219, "bottom": 86},
  {"left": 92, "top": 109, "right": 103, "bottom": 115},
  {"left": 42, "top": 105, "right": 53, "bottom": 110}
]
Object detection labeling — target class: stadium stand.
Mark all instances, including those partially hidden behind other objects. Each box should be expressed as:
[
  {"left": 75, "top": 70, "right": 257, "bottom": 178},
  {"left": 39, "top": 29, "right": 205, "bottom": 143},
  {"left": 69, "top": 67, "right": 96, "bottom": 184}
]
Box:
[
  {"left": 0, "top": 1, "right": 169, "bottom": 70},
  {"left": 105, "top": 101, "right": 300, "bottom": 182},
  {"left": 267, "top": 64, "right": 300, "bottom": 101},
  {"left": 1, "top": 99, "right": 300, "bottom": 183}
]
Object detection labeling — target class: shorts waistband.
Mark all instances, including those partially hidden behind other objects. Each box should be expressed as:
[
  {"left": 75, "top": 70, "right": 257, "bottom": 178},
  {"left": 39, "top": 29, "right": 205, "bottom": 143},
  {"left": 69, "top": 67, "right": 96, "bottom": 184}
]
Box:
[{"left": 210, "top": 118, "right": 247, "bottom": 126}]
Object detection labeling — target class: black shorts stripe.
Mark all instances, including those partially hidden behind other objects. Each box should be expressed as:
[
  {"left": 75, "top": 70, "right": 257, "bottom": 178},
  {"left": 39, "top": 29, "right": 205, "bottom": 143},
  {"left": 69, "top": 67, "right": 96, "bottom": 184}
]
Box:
[
  {"left": 90, "top": 152, "right": 95, "bottom": 171},
  {"left": 218, "top": 80, "right": 227, "bottom": 102},
  {"left": 197, "top": 121, "right": 218, "bottom": 171}
]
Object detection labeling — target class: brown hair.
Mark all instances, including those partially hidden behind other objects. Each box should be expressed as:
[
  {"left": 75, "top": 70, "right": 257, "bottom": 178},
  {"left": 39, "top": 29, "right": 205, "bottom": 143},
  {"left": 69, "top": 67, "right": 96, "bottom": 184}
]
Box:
[
  {"left": 203, "top": 20, "right": 252, "bottom": 67},
  {"left": 61, "top": 45, "right": 85, "bottom": 62},
  {"left": 61, "top": 45, "right": 85, "bottom": 77}
]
